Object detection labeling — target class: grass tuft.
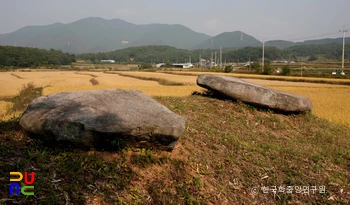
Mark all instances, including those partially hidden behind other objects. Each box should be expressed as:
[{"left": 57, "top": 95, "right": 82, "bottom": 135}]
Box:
[
  {"left": 89, "top": 78, "right": 99, "bottom": 86},
  {"left": 9, "top": 82, "right": 43, "bottom": 113}
]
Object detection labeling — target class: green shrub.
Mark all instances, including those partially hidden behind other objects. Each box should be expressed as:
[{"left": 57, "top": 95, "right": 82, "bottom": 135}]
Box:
[
  {"left": 223, "top": 65, "right": 233, "bottom": 73},
  {"left": 140, "top": 63, "right": 152, "bottom": 69},
  {"left": 308, "top": 54, "right": 318, "bottom": 61},
  {"left": 282, "top": 65, "right": 291, "bottom": 76},
  {"left": 165, "top": 60, "right": 172, "bottom": 68},
  {"left": 249, "top": 62, "right": 261, "bottom": 73},
  {"left": 262, "top": 63, "right": 273, "bottom": 75}
]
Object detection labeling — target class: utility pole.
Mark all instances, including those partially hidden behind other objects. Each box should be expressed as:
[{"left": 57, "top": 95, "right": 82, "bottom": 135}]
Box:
[
  {"left": 189, "top": 55, "right": 191, "bottom": 63},
  {"left": 262, "top": 41, "right": 265, "bottom": 71},
  {"left": 210, "top": 53, "right": 213, "bottom": 69},
  {"left": 220, "top": 46, "right": 222, "bottom": 69},
  {"left": 199, "top": 54, "right": 202, "bottom": 67},
  {"left": 300, "top": 58, "right": 302, "bottom": 77},
  {"left": 341, "top": 26, "right": 348, "bottom": 73},
  {"left": 249, "top": 58, "right": 251, "bottom": 73},
  {"left": 214, "top": 52, "right": 217, "bottom": 66}
]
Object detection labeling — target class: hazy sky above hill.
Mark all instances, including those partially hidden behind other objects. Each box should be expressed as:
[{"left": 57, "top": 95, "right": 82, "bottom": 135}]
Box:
[{"left": 1, "top": 0, "right": 349, "bottom": 41}]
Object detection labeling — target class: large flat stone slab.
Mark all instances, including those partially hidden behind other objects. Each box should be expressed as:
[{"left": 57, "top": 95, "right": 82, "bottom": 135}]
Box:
[
  {"left": 19, "top": 89, "right": 186, "bottom": 151},
  {"left": 197, "top": 74, "right": 312, "bottom": 113}
]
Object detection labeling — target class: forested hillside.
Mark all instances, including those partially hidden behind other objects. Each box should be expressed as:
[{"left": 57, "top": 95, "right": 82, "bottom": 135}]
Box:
[
  {"left": 78, "top": 44, "right": 350, "bottom": 63},
  {"left": 0, "top": 46, "right": 76, "bottom": 68},
  {"left": 0, "top": 17, "right": 211, "bottom": 53},
  {"left": 194, "top": 31, "right": 261, "bottom": 49},
  {"left": 1, "top": 43, "right": 348, "bottom": 69}
]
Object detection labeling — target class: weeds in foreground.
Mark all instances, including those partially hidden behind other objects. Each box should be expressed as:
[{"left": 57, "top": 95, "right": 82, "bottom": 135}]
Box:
[
  {"left": 0, "top": 95, "right": 349, "bottom": 204},
  {"left": 9, "top": 82, "right": 43, "bottom": 113}
]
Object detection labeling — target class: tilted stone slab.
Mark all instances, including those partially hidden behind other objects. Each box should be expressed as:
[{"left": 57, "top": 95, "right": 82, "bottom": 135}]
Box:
[
  {"left": 19, "top": 89, "right": 186, "bottom": 151},
  {"left": 197, "top": 74, "right": 312, "bottom": 113}
]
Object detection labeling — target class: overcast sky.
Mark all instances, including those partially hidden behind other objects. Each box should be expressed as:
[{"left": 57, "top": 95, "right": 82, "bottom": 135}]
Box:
[{"left": 1, "top": 0, "right": 349, "bottom": 41}]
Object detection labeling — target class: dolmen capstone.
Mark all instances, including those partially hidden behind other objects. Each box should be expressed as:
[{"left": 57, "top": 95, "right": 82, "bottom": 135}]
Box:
[
  {"left": 197, "top": 74, "right": 312, "bottom": 113},
  {"left": 19, "top": 89, "right": 186, "bottom": 151}
]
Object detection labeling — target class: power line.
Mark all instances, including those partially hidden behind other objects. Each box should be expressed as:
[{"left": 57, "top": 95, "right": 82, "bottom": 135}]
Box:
[
  {"left": 262, "top": 41, "right": 265, "bottom": 71},
  {"left": 214, "top": 52, "right": 217, "bottom": 65},
  {"left": 283, "top": 29, "right": 348, "bottom": 42},
  {"left": 220, "top": 46, "right": 222, "bottom": 68},
  {"left": 260, "top": 28, "right": 349, "bottom": 43}
]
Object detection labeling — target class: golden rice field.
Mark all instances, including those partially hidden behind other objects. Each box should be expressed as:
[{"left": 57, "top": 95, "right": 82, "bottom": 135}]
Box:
[
  {"left": 0, "top": 71, "right": 202, "bottom": 98},
  {"left": 164, "top": 71, "right": 350, "bottom": 84},
  {"left": 0, "top": 101, "right": 12, "bottom": 119},
  {"left": 1, "top": 71, "right": 350, "bottom": 126},
  {"left": 107, "top": 71, "right": 197, "bottom": 85}
]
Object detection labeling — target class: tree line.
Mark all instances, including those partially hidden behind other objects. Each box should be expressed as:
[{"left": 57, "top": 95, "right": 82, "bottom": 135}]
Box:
[
  {"left": 78, "top": 44, "right": 350, "bottom": 64},
  {"left": 1, "top": 43, "right": 349, "bottom": 70},
  {"left": 0, "top": 46, "right": 76, "bottom": 69}
]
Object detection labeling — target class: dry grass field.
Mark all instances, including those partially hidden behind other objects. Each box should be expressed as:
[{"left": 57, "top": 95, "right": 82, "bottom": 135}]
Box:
[
  {"left": 0, "top": 71, "right": 202, "bottom": 119},
  {"left": 0, "top": 71, "right": 202, "bottom": 99},
  {"left": 1, "top": 70, "right": 350, "bottom": 126},
  {"left": 1, "top": 95, "right": 349, "bottom": 204},
  {"left": 62, "top": 63, "right": 137, "bottom": 71},
  {"left": 0, "top": 101, "right": 12, "bottom": 119},
  {"left": 107, "top": 71, "right": 197, "bottom": 85}
]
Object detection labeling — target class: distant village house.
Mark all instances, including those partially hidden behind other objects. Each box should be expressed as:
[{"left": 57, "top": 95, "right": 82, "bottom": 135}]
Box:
[{"left": 100, "top": 60, "right": 115, "bottom": 63}]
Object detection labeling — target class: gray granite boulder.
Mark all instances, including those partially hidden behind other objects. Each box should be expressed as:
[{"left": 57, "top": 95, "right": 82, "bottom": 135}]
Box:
[
  {"left": 19, "top": 89, "right": 186, "bottom": 151},
  {"left": 197, "top": 74, "right": 312, "bottom": 113}
]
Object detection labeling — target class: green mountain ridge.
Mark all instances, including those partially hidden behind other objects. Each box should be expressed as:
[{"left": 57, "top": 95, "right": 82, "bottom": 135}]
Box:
[
  {"left": 0, "top": 17, "right": 349, "bottom": 53},
  {"left": 194, "top": 31, "right": 262, "bottom": 49},
  {"left": 266, "top": 38, "right": 350, "bottom": 49},
  {"left": 0, "top": 17, "right": 211, "bottom": 53}
]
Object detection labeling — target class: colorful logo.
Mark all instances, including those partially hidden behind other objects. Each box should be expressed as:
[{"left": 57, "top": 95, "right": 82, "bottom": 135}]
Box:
[{"left": 9, "top": 172, "right": 35, "bottom": 196}]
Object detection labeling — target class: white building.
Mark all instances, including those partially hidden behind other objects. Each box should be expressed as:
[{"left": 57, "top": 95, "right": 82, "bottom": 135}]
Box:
[
  {"left": 172, "top": 63, "right": 194, "bottom": 68},
  {"left": 100, "top": 60, "right": 115, "bottom": 63},
  {"left": 273, "top": 60, "right": 288, "bottom": 63},
  {"left": 156, "top": 63, "right": 165, "bottom": 68}
]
